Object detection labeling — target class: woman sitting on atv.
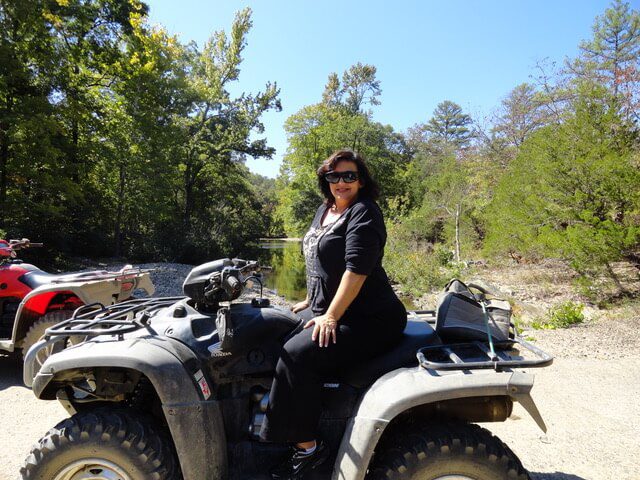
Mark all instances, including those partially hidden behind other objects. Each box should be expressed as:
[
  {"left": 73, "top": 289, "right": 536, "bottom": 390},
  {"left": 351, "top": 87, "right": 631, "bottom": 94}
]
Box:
[{"left": 260, "top": 149, "right": 407, "bottom": 478}]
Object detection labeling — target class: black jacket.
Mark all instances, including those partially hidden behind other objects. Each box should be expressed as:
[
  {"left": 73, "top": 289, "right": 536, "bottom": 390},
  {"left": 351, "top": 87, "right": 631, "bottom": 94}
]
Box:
[{"left": 307, "top": 197, "right": 398, "bottom": 316}]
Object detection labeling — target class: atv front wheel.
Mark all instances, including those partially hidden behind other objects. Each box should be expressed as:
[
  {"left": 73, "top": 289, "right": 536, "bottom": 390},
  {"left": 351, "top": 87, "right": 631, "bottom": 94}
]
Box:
[
  {"left": 367, "top": 422, "right": 530, "bottom": 480},
  {"left": 21, "top": 409, "right": 178, "bottom": 480},
  {"left": 22, "top": 310, "right": 76, "bottom": 365}
]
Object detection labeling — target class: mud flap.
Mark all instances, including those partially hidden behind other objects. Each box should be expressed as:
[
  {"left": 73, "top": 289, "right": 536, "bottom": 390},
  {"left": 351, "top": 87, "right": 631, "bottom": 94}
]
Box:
[
  {"left": 162, "top": 400, "right": 228, "bottom": 480},
  {"left": 507, "top": 371, "right": 548, "bottom": 433}
]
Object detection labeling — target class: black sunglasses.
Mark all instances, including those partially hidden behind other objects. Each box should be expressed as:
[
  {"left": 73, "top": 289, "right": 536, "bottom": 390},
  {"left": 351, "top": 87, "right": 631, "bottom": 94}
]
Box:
[{"left": 324, "top": 170, "right": 359, "bottom": 184}]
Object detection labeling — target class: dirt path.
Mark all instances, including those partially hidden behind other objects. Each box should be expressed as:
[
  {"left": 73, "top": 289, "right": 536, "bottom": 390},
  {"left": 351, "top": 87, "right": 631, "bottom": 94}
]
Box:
[
  {"left": 483, "top": 356, "right": 640, "bottom": 480},
  {"left": 1, "top": 355, "right": 68, "bottom": 480}
]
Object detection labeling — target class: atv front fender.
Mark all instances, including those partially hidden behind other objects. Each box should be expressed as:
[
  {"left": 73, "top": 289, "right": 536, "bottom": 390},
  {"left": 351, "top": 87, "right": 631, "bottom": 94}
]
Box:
[
  {"left": 28, "top": 338, "right": 227, "bottom": 480},
  {"left": 332, "top": 366, "right": 545, "bottom": 480}
]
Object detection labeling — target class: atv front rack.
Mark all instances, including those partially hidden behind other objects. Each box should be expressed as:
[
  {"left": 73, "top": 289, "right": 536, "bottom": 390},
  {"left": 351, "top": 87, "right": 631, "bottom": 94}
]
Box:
[
  {"left": 24, "top": 297, "right": 185, "bottom": 387},
  {"left": 44, "top": 296, "right": 185, "bottom": 337},
  {"left": 416, "top": 338, "right": 553, "bottom": 372}
]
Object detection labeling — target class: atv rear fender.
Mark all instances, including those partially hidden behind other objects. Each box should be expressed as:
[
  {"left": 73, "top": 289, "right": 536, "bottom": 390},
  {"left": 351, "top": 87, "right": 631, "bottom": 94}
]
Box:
[
  {"left": 332, "top": 366, "right": 545, "bottom": 480},
  {"left": 1, "top": 275, "right": 154, "bottom": 352},
  {"left": 27, "top": 337, "right": 226, "bottom": 480}
]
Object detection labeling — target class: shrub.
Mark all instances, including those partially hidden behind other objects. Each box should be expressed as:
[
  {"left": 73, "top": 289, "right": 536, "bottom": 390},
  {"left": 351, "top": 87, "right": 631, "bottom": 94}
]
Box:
[
  {"left": 433, "top": 244, "right": 454, "bottom": 266},
  {"left": 384, "top": 223, "right": 464, "bottom": 297},
  {"left": 532, "top": 301, "right": 585, "bottom": 329}
]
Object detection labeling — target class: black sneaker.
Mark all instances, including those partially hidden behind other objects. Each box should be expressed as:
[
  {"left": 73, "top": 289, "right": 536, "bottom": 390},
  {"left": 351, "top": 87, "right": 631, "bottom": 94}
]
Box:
[{"left": 270, "top": 441, "right": 330, "bottom": 479}]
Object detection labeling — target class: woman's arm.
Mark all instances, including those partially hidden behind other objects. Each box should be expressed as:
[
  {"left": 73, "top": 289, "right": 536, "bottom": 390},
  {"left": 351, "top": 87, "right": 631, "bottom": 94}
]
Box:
[
  {"left": 326, "top": 270, "right": 366, "bottom": 321},
  {"left": 304, "top": 270, "right": 367, "bottom": 347},
  {"left": 291, "top": 293, "right": 310, "bottom": 313}
]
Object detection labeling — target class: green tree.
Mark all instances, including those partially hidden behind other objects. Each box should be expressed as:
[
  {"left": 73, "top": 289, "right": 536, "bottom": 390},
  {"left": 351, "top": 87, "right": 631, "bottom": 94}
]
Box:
[
  {"left": 485, "top": 85, "right": 640, "bottom": 287},
  {"left": 568, "top": 0, "right": 640, "bottom": 120},
  {"left": 340, "top": 62, "right": 382, "bottom": 114},
  {"left": 492, "top": 83, "right": 549, "bottom": 149},
  {"left": 247, "top": 172, "right": 283, "bottom": 237},
  {"left": 0, "top": 0, "right": 59, "bottom": 227},
  {"left": 422, "top": 100, "right": 473, "bottom": 149},
  {"left": 321, "top": 72, "right": 341, "bottom": 107},
  {"left": 1, "top": 2, "right": 282, "bottom": 263},
  {"left": 321, "top": 62, "right": 381, "bottom": 114},
  {"left": 178, "top": 8, "right": 280, "bottom": 236},
  {"left": 0, "top": 0, "right": 141, "bottom": 251},
  {"left": 102, "top": 18, "right": 190, "bottom": 257},
  {"left": 45, "top": 0, "right": 147, "bottom": 181}
]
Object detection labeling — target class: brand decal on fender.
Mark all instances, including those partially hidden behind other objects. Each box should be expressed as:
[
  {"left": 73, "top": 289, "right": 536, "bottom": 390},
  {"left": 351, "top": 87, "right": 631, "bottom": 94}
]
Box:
[{"left": 208, "top": 341, "right": 232, "bottom": 357}]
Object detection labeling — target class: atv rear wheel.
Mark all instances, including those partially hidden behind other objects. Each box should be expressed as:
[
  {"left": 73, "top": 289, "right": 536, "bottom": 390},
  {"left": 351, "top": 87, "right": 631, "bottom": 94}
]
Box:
[
  {"left": 20, "top": 409, "right": 178, "bottom": 480},
  {"left": 367, "top": 422, "right": 530, "bottom": 480},
  {"left": 22, "top": 310, "right": 75, "bottom": 365}
]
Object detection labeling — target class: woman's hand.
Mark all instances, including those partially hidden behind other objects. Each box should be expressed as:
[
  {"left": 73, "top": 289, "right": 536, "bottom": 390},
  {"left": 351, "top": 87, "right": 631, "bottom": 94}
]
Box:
[
  {"left": 291, "top": 299, "right": 310, "bottom": 313},
  {"left": 304, "top": 313, "right": 338, "bottom": 347}
]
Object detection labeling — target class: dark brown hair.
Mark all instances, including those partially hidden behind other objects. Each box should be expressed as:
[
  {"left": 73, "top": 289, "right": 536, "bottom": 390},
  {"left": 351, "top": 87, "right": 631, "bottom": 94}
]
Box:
[{"left": 316, "top": 149, "right": 379, "bottom": 204}]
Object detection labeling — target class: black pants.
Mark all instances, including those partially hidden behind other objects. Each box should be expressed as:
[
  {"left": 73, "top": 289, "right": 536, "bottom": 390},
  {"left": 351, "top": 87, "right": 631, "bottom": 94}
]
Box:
[{"left": 260, "top": 299, "right": 407, "bottom": 443}]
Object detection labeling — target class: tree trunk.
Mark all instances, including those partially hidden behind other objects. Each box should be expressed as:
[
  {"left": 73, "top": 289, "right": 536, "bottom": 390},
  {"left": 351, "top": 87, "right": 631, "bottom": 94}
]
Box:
[
  {"left": 0, "top": 93, "right": 13, "bottom": 226},
  {"left": 70, "top": 64, "right": 81, "bottom": 183},
  {"left": 114, "top": 164, "right": 126, "bottom": 256},
  {"left": 183, "top": 158, "right": 205, "bottom": 233},
  {"left": 612, "top": 34, "right": 620, "bottom": 97},
  {"left": 605, "top": 261, "right": 628, "bottom": 295},
  {"left": 454, "top": 203, "right": 461, "bottom": 263},
  {"left": 183, "top": 163, "right": 194, "bottom": 232},
  {"left": 0, "top": 128, "right": 8, "bottom": 226}
]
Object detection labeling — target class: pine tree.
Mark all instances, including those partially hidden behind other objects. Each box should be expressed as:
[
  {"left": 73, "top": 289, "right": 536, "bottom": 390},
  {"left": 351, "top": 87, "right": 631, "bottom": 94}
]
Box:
[{"left": 423, "top": 101, "right": 473, "bottom": 148}]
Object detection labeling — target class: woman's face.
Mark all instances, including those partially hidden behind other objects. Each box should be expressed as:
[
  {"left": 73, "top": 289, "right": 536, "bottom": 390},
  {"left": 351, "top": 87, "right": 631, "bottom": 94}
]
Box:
[{"left": 329, "top": 160, "right": 362, "bottom": 206}]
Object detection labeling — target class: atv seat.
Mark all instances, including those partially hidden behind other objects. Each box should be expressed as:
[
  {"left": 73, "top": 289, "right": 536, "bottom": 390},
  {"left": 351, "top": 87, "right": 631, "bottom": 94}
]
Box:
[
  {"left": 19, "top": 269, "right": 99, "bottom": 290},
  {"left": 340, "top": 318, "right": 442, "bottom": 388}
]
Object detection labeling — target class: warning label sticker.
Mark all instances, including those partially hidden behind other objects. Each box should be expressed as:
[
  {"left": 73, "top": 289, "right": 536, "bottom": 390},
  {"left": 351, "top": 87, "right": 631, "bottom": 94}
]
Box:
[{"left": 193, "top": 369, "right": 211, "bottom": 400}]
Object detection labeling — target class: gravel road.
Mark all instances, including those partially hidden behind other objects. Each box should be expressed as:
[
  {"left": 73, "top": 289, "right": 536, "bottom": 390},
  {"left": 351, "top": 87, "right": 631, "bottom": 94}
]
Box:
[{"left": 1, "top": 263, "right": 638, "bottom": 479}]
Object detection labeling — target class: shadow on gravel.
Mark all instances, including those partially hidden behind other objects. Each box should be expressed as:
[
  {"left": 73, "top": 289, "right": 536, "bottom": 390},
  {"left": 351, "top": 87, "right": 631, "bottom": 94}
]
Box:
[
  {"left": 532, "top": 473, "right": 587, "bottom": 480},
  {"left": 0, "top": 353, "right": 24, "bottom": 391}
]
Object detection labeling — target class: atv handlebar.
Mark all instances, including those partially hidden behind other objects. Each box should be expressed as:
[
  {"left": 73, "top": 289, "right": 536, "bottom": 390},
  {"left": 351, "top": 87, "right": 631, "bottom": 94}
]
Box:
[
  {"left": 222, "top": 273, "right": 243, "bottom": 299},
  {"left": 204, "top": 259, "right": 269, "bottom": 304}
]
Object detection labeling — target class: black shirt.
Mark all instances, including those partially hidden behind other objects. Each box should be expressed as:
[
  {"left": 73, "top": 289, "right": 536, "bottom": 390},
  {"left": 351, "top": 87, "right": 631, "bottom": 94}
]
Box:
[{"left": 302, "top": 197, "right": 397, "bottom": 316}]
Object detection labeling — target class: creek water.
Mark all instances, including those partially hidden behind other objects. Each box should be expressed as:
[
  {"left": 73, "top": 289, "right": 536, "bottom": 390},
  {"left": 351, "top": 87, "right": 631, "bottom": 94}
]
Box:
[
  {"left": 257, "top": 239, "right": 307, "bottom": 301},
  {"left": 256, "top": 239, "right": 417, "bottom": 310}
]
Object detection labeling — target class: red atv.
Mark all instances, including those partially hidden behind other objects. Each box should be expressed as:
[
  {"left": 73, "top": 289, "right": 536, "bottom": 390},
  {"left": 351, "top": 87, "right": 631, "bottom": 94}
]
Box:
[{"left": 0, "top": 238, "right": 154, "bottom": 363}]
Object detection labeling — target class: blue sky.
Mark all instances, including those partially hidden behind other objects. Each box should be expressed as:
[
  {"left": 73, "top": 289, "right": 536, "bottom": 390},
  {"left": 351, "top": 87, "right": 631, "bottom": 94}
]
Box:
[{"left": 145, "top": 0, "right": 620, "bottom": 178}]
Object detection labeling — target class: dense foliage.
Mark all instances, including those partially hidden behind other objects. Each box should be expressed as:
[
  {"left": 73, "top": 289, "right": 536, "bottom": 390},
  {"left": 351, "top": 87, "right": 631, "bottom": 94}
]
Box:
[{"left": 0, "top": 1, "right": 279, "bottom": 263}]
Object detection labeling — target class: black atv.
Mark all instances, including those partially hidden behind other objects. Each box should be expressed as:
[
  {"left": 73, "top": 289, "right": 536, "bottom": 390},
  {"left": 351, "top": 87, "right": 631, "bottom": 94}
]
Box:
[{"left": 22, "top": 259, "right": 552, "bottom": 480}]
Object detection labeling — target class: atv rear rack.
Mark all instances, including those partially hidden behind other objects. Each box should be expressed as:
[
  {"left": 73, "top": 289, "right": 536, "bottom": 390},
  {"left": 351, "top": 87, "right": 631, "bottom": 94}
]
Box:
[
  {"left": 406, "top": 309, "right": 553, "bottom": 371},
  {"left": 416, "top": 338, "right": 553, "bottom": 372},
  {"left": 48, "top": 267, "right": 153, "bottom": 284}
]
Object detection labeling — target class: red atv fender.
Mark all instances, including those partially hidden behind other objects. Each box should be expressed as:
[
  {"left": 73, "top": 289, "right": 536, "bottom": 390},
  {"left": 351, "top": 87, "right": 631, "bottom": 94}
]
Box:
[{"left": 0, "top": 269, "right": 154, "bottom": 353}]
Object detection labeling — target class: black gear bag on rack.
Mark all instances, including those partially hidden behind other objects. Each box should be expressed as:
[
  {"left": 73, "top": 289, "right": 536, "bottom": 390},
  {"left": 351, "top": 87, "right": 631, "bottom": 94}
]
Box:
[{"left": 435, "top": 279, "right": 514, "bottom": 344}]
